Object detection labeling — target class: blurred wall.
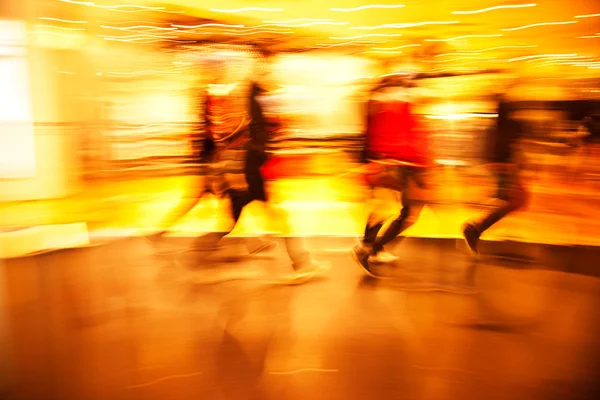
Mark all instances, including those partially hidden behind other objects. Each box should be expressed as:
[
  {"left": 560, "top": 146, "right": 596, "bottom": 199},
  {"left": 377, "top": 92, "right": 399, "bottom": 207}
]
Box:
[{"left": 0, "top": 12, "right": 84, "bottom": 201}]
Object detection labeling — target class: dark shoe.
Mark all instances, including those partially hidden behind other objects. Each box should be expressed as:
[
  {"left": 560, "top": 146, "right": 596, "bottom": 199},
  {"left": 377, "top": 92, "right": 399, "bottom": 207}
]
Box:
[
  {"left": 462, "top": 224, "right": 481, "bottom": 256},
  {"left": 351, "top": 244, "right": 377, "bottom": 277}
]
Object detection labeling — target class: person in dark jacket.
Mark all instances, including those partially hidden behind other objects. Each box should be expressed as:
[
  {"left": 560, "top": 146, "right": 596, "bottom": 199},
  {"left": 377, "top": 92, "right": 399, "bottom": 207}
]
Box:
[
  {"left": 238, "top": 56, "right": 327, "bottom": 279},
  {"left": 462, "top": 92, "right": 528, "bottom": 255},
  {"left": 151, "top": 81, "right": 276, "bottom": 257}
]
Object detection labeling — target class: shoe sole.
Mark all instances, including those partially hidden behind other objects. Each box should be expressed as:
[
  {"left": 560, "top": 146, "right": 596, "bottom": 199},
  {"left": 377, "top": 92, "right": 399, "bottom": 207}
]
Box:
[
  {"left": 461, "top": 236, "right": 480, "bottom": 259},
  {"left": 350, "top": 249, "right": 379, "bottom": 278}
]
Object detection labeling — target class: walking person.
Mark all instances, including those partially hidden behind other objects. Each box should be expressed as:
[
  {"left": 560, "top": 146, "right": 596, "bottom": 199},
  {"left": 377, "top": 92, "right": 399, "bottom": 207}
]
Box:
[
  {"left": 462, "top": 91, "right": 528, "bottom": 255},
  {"left": 352, "top": 76, "right": 431, "bottom": 277},
  {"left": 150, "top": 80, "right": 276, "bottom": 257},
  {"left": 237, "top": 50, "right": 327, "bottom": 281}
]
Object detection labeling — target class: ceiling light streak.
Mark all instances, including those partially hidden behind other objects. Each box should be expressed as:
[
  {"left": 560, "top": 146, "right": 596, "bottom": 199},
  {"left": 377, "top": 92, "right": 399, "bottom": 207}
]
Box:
[
  {"left": 435, "top": 52, "right": 482, "bottom": 57},
  {"left": 502, "top": 21, "right": 577, "bottom": 31},
  {"left": 452, "top": 4, "right": 536, "bottom": 15},
  {"left": 526, "top": 55, "right": 588, "bottom": 63},
  {"left": 210, "top": 8, "right": 283, "bottom": 13},
  {"left": 35, "top": 24, "right": 86, "bottom": 31},
  {"left": 101, "top": 25, "right": 176, "bottom": 31},
  {"left": 426, "top": 34, "right": 502, "bottom": 42},
  {"left": 330, "top": 5, "right": 405, "bottom": 12},
  {"left": 38, "top": 17, "right": 88, "bottom": 24},
  {"left": 172, "top": 23, "right": 245, "bottom": 29},
  {"left": 264, "top": 18, "right": 332, "bottom": 23},
  {"left": 473, "top": 45, "right": 537, "bottom": 52},
  {"left": 315, "top": 41, "right": 379, "bottom": 48},
  {"left": 58, "top": 1, "right": 183, "bottom": 14},
  {"left": 108, "top": 70, "right": 180, "bottom": 75},
  {"left": 372, "top": 44, "right": 421, "bottom": 50},
  {"left": 215, "top": 30, "right": 293, "bottom": 36},
  {"left": 509, "top": 53, "right": 577, "bottom": 62},
  {"left": 578, "top": 35, "right": 600, "bottom": 39},
  {"left": 330, "top": 33, "right": 403, "bottom": 40},
  {"left": 99, "top": 33, "right": 178, "bottom": 40},
  {"left": 352, "top": 21, "right": 459, "bottom": 30},
  {"left": 367, "top": 50, "right": 403, "bottom": 54},
  {"left": 270, "top": 21, "right": 349, "bottom": 27},
  {"left": 574, "top": 13, "right": 600, "bottom": 18}
]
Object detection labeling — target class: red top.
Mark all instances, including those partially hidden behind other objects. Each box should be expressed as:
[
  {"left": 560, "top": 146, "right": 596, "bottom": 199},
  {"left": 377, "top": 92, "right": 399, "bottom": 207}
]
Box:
[{"left": 366, "top": 99, "right": 430, "bottom": 167}]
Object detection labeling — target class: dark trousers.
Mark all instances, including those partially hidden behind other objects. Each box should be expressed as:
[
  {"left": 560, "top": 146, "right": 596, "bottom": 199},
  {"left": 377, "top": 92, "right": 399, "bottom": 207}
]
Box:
[
  {"left": 159, "top": 148, "right": 265, "bottom": 233},
  {"left": 363, "top": 166, "right": 425, "bottom": 254},
  {"left": 470, "top": 169, "right": 528, "bottom": 234}
]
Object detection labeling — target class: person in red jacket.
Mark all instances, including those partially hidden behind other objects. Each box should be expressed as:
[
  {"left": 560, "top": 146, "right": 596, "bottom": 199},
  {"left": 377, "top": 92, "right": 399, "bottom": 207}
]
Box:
[{"left": 352, "top": 76, "right": 430, "bottom": 277}]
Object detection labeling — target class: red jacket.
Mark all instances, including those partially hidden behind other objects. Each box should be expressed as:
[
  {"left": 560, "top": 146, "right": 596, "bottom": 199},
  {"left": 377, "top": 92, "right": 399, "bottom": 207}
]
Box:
[{"left": 366, "top": 99, "right": 430, "bottom": 167}]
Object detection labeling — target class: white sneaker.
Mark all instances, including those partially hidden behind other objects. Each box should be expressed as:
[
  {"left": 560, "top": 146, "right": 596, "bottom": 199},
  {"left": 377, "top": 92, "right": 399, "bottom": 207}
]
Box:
[{"left": 368, "top": 250, "right": 399, "bottom": 264}]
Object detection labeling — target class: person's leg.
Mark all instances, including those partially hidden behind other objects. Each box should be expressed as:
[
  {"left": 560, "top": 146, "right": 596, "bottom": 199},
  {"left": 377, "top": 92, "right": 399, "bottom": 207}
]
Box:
[
  {"left": 154, "top": 173, "right": 208, "bottom": 235},
  {"left": 371, "top": 168, "right": 423, "bottom": 255},
  {"left": 463, "top": 170, "right": 528, "bottom": 254},
  {"left": 361, "top": 166, "right": 403, "bottom": 246},
  {"left": 240, "top": 149, "right": 278, "bottom": 254}
]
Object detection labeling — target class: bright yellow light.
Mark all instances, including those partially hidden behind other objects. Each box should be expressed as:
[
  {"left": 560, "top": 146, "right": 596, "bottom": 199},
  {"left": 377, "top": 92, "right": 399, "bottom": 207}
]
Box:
[
  {"left": 502, "top": 21, "right": 577, "bottom": 31},
  {"left": 0, "top": 20, "right": 36, "bottom": 178},
  {"left": 452, "top": 4, "right": 536, "bottom": 15},
  {"left": 331, "top": 5, "right": 405, "bottom": 12}
]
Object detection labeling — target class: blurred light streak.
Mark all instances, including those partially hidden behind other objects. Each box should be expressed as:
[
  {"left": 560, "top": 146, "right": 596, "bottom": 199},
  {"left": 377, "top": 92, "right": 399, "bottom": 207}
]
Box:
[
  {"left": 215, "top": 30, "right": 293, "bottom": 36},
  {"left": 264, "top": 19, "right": 332, "bottom": 23},
  {"left": 380, "top": 72, "right": 410, "bottom": 77},
  {"left": 428, "top": 56, "right": 488, "bottom": 63},
  {"left": 367, "top": 50, "right": 403, "bottom": 54},
  {"left": 210, "top": 8, "right": 284, "bottom": 13},
  {"left": 315, "top": 40, "right": 380, "bottom": 48},
  {"left": 100, "top": 25, "right": 177, "bottom": 31},
  {"left": 103, "top": 37, "right": 194, "bottom": 44},
  {"left": 57, "top": 71, "right": 76, "bottom": 74},
  {"left": 575, "top": 13, "right": 600, "bottom": 18},
  {"left": 426, "top": 34, "right": 502, "bottom": 42},
  {"left": 268, "top": 21, "right": 349, "bottom": 27},
  {"left": 107, "top": 70, "right": 180, "bottom": 76},
  {"left": 373, "top": 44, "right": 421, "bottom": 50},
  {"left": 99, "top": 33, "right": 179, "bottom": 40},
  {"left": 435, "top": 52, "right": 482, "bottom": 57},
  {"left": 269, "top": 368, "right": 338, "bottom": 375},
  {"left": 473, "top": 45, "right": 536, "bottom": 52},
  {"left": 509, "top": 53, "right": 578, "bottom": 62},
  {"left": 330, "top": 5, "right": 405, "bottom": 12},
  {"left": 352, "top": 21, "right": 458, "bottom": 30},
  {"left": 38, "top": 17, "right": 87, "bottom": 24},
  {"left": 99, "top": 20, "right": 170, "bottom": 26},
  {"left": 502, "top": 21, "right": 577, "bottom": 31},
  {"left": 58, "top": 1, "right": 184, "bottom": 14},
  {"left": 171, "top": 23, "right": 245, "bottom": 29},
  {"left": 59, "top": 1, "right": 162, "bottom": 10},
  {"left": 579, "top": 35, "right": 600, "bottom": 39},
  {"left": 452, "top": 3, "right": 536, "bottom": 14},
  {"left": 35, "top": 24, "right": 86, "bottom": 31},
  {"left": 526, "top": 55, "right": 588, "bottom": 63},
  {"left": 330, "top": 33, "right": 403, "bottom": 39}
]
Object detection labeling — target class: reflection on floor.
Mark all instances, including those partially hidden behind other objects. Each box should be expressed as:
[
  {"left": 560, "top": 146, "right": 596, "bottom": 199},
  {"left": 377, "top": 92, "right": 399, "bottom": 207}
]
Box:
[{"left": 2, "top": 236, "right": 600, "bottom": 400}]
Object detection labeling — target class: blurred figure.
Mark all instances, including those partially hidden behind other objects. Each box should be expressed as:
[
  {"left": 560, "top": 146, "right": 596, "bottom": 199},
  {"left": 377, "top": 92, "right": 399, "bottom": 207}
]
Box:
[
  {"left": 242, "top": 49, "right": 328, "bottom": 280},
  {"left": 352, "top": 76, "right": 430, "bottom": 277},
  {"left": 152, "top": 77, "right": 275, "bottom": 257},
  {"left": 462, "top": 91, "right": 528, "bottom": 255}
]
